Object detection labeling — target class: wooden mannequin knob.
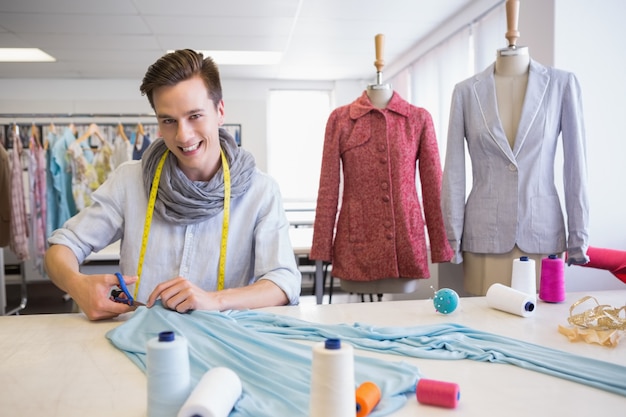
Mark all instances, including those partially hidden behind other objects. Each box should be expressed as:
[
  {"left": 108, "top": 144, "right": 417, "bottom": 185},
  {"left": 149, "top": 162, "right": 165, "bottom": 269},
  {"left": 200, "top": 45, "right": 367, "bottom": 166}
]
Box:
[
  {"left": 374, "top": 33, "right": 385, "bottom": 72},
  {"left": 505, "top": 0, "right": 520, "bottom": 47}
]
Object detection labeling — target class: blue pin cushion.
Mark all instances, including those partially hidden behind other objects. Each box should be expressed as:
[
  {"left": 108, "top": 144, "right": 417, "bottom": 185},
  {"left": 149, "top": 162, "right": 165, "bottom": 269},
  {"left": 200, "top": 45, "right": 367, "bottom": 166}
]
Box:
[{"left": 433, "top": 288, "right": 459, "bottom": 314}]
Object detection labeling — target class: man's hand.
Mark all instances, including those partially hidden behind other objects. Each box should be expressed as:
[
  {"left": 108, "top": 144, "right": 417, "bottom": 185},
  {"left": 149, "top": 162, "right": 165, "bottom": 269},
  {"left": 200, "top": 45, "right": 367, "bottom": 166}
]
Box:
[
  {"left": 72, "top": 273, "right": 139, "bottom": 321},
  {"left": 146, "top": 276, "right": 219, "bottom": 313},
  {"left": 146, "top": 276, "right": 288, "bottom": 313}
]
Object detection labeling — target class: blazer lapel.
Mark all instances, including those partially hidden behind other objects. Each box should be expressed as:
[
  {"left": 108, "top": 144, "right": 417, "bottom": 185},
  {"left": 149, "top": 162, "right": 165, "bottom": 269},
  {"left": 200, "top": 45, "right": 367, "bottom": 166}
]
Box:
[
  {"left": 512, "top": 59, "right": 550, "bottom": 156},
  {"left": 472, "top": 64, "right": 516, "bottom": 162}
]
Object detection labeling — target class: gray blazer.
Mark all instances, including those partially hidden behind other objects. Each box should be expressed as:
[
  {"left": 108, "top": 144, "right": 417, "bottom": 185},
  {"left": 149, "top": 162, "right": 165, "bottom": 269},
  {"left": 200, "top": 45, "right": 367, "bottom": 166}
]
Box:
[{"left": 442, "top": 59, "right": 589, "bottom": 264}]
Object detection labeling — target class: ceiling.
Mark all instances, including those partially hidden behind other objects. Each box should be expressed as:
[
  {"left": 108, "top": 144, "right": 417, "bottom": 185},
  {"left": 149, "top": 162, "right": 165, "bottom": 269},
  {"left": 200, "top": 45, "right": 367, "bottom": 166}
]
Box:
[{"left": 0, "top": 0, "right": 479, "bottom": 82}]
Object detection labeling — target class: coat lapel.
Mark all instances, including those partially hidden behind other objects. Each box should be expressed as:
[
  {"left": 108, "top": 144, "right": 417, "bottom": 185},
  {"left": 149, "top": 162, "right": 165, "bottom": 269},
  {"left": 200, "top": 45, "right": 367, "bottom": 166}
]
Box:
[
  {"left": 472, "top": 64, "right": 515, "bottom": 162},
  {"left": 511, "top": 60, "right": 550, "bottom": 156}
]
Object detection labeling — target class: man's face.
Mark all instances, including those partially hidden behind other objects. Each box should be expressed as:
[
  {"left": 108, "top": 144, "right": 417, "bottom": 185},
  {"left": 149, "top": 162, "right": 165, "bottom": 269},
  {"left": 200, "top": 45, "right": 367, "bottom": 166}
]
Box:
[{"left": 152, "top": 75, "right": 225, "bottom": 181}]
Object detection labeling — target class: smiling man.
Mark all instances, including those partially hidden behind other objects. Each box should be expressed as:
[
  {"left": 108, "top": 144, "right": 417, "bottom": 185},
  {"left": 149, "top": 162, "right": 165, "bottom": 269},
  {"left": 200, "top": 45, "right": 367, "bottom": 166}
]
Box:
[{"left": 45, "top": 49, "right": 301, "bottom": 321}]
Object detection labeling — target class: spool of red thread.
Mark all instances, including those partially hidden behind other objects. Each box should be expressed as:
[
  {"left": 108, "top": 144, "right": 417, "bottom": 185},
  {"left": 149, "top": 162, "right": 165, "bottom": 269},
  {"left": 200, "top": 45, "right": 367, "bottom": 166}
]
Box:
[
  {"left": 416, "top": 379, "right": 460, "bottom": 408},
  {"left": 355, "top": 381, "right": 381, "bottom": 417},
  {"left": 539, "top": 254, "right": 566, "bottom": 303}
]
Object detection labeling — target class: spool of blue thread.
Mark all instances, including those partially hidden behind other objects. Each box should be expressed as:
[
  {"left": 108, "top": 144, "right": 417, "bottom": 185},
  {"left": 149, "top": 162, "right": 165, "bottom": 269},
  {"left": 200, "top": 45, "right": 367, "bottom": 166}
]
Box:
[
  {"left": 310, "top": 338, "right": 355, "bottom": 417},
  {"left": 147, "top": 331, "right": 190, "bottom": 417}
]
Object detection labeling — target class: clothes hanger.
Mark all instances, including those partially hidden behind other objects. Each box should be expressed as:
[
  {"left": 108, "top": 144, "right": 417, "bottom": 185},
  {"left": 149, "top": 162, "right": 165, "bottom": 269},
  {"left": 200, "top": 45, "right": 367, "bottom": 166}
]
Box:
[
  {"left": 117, "top": 122, "right": 129, "bottom": 142},
  {"left": 30, "top": 122, "right": 42, "bottom": 148},
  {"left": 137, "top": 122, "right": 145, "bottom": 136},
  {"left": 75, "top": 123, "right": 105, "bottom": 145}
]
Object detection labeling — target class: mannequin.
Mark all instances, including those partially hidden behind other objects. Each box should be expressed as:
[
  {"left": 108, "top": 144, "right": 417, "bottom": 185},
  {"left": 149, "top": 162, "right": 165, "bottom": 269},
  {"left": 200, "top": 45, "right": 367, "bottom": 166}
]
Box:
[
  {"left": 366, "top": 83, "right": 393, "bottom": 109},
  {"left": 463, "top": 46, "right": 547, "bottom": 295},
  {"left": 342, "top": 41, "right": 418, "bottom": 296},
  {"left": 494, "top": 46, "right": 529, "bottom": 147},
  {"left": 311, "top": 34, "right": 453, "bottom": 299},
  {"left": 441, "top": 0, "right": 589, "bottom": 295}
]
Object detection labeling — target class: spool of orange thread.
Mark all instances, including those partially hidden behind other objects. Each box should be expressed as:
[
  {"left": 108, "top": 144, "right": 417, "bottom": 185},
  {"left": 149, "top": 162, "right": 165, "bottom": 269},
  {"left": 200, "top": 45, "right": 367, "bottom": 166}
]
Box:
[
  {"left": 416, "top": 378, "right": 460, "bottom": 408},
  {"left": 355, "top": 381, "right": 381, "bottom": 417}
]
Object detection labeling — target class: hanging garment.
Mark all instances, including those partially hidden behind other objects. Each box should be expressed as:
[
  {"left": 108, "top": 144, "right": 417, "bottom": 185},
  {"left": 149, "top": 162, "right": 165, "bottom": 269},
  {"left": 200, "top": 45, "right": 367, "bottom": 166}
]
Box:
[
  {"left": 0, "top": 142, "right": 10, "bottom": 247},
  {"left": 442, "top": 59, "right": 589, "bottom": 264},
  {"left": 92, "top": 139, "right": 115, "bottom": 184},
  {"left": 111, "top": 134, "right": 132, "bottom": 168},
  {"left": 28, "top": 135, "right": 47, "bottom": 267},
  {"left": 311, "top": 91, "right": 453, "bottom": 281},
  {"left": 47, "top": 127, "right": 78, "bottom": 233},
  {"left": 8, "top": 130, "right": 29, "bottom": 260},
  {"left": 132, "top": 132, "right": 151, "bottom": 160},
  {"left": 45, "top": 129, "right": 60, "bottom": 238},
  {"left": 67, "top": 140, "right": 101, "bottom": 211},
  {"left": 107, "top": 305, "right": 626, "bottom": 417}
]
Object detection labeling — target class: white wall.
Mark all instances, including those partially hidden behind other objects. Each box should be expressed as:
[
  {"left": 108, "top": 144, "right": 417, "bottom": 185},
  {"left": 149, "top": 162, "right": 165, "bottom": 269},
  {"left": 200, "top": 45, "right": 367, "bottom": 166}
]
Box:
[{"left": 553, "top": 0, "right": 626, "bottom": 290}]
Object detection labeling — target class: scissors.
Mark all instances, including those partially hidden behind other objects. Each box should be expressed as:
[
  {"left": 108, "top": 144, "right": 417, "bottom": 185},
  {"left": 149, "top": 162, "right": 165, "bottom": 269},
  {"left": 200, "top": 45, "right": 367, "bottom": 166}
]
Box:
[{"left": 110, "top": 272, "right": 144, "bottom": 306}]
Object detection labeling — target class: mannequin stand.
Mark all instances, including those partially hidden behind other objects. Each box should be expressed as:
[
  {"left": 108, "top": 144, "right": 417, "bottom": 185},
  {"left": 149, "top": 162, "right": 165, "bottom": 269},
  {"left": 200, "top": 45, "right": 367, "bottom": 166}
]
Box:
[{"left": 339, "top": 277, "right": 420, "bottom": 301}]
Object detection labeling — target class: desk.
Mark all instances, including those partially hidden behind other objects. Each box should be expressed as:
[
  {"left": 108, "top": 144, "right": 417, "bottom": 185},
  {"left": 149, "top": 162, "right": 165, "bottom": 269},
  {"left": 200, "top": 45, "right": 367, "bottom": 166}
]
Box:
[
  {"left": 288, "top": 227, "right": 326, "bottom": 304},
  {"left": 1, "top": 291, "right": 624, "bottom": 416},
  {"left": 283, "top": 201, "right": 315, "bottom": 228},
  {"left": 285, "top": 210, "right": 315, "bottom": 228},
  {"left": 85, "top": 239, "right": 121, "bottom": 261}
]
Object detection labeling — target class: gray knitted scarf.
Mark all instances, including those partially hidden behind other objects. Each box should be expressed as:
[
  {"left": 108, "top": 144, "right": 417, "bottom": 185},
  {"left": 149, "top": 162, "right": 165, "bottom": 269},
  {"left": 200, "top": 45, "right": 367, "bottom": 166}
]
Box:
[{"left": 141, "top": 128, "right": 256, "bottom": 225}]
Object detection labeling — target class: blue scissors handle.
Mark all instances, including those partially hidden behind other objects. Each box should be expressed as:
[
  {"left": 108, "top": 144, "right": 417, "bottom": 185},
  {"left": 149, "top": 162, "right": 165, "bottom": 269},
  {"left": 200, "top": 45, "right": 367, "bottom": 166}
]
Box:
[{"left": 112, "top": 272, "right": 135, "bottom": 305}]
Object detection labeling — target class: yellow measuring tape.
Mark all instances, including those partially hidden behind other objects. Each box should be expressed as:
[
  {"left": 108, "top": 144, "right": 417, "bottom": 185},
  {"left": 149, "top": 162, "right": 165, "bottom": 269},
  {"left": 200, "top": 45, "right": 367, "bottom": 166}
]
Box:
[
  {"left": 133, "top": 148, "right": 231, "bottom": 299},
  {"left": 218, "top": 148, "right": 230, "bottom": 290}
]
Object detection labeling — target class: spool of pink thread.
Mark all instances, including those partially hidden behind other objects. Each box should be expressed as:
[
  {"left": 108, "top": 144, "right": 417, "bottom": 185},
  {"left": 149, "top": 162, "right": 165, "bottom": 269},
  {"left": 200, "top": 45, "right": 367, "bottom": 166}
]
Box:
[
  {"left": 416, "top": 379, "right": 460, "bottom": 408},
  {"left": 539, "top": 254, "right": 566, "bottom": 303}
]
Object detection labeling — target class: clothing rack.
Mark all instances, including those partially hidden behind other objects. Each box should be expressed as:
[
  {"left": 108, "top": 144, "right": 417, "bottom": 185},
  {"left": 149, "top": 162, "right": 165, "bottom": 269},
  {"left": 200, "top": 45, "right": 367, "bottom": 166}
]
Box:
[
  {"left": 0, "top": 112, "right": 155, "bottom": 119},
  {"left": 1, "top": 113, "right": 157, "bottom": 128},
  {"left": 0, "top": 113, "right": 157, "bottom": 314}
]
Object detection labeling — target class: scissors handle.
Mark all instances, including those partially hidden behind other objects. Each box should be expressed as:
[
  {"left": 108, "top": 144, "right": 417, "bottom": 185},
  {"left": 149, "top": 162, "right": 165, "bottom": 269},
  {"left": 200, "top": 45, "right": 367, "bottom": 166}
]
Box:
[{"left": 112, "top": 272, "right": 135, "bottom": 305}]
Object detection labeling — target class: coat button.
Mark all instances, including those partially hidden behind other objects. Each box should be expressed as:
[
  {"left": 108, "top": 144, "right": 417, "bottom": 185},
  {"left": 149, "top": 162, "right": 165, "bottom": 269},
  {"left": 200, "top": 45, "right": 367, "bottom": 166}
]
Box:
[
  {"left": 385, "top": 233, "right": 394, "bottom": 240},
  {"left": 379, "top": 157, "right": 387, "bottom": 164},
  {"left": 377, "top": 144, "right": 386, "bottom": 152},
  {"left": 508, "top": 163, "right": 517, "bottom": 172},
  {"left": 383, "top": 221, "right": 392, "bottom": 228},
  {"left": 382, "top": 195, "right": 390, "bottom": 202},
  {"left": 381, "top": 181, "right": 389, "bottom": 190}
]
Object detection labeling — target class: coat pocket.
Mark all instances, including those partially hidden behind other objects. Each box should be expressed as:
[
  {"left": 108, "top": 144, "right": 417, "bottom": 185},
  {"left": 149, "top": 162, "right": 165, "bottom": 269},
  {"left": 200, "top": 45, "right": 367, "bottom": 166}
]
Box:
[
  {"left": 531, "top": 195, "right": 565, "bottom": 237},
  {"left": 347, "top": 199, "right": 365, "bottom": 244},
  {"left": 464, "top": 197, "right": 498, "bottom": 239}
]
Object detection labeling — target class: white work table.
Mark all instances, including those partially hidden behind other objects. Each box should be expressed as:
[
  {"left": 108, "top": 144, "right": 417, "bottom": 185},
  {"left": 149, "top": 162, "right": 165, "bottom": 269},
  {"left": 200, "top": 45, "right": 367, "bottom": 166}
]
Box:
[{"left": 1, "top": 290, "right": 624, "bottom": 416}]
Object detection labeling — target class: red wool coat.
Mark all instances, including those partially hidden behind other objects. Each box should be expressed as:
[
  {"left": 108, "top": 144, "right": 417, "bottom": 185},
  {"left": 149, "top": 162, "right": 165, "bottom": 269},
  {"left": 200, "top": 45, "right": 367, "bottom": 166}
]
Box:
[{"left": 310, "top": 91, "right": 453, "bottom": 281}]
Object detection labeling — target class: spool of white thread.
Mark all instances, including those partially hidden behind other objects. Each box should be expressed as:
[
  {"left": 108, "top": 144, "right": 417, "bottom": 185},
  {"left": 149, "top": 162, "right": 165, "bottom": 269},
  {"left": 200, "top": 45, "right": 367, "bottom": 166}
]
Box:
[
  {"left": 147, "top": 331, "right": 191, "bottom": 417},
  {"left": 486, "top": 283, "right": 536, "bottom": 318},
  {"left": 510, "top": 256, "right": 537, "bottom": 296},
  {"left": 177, "top": 367, "right": 242, "bottom": 417},
  {"left": 309, "top": 338, "right": 355, "bottom": 417}
]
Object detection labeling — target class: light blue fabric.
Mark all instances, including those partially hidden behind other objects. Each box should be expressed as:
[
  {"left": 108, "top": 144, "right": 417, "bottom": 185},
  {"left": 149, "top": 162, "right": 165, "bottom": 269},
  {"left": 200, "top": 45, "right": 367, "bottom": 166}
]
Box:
[
  {"left": 107, "top": 304, "right": 419, "bottom": 417},
  {"left": 236, "top": 311, "right": 626, "bottom": 396},
  {"left": 107, "top": 305, "right": 626, "bottom": 417}
]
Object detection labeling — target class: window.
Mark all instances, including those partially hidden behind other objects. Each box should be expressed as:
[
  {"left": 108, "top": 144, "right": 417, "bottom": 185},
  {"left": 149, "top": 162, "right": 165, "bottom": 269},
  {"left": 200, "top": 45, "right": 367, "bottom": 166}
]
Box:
[{"left": 267, "top": 90, "right": 332, "bottom": 204}]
